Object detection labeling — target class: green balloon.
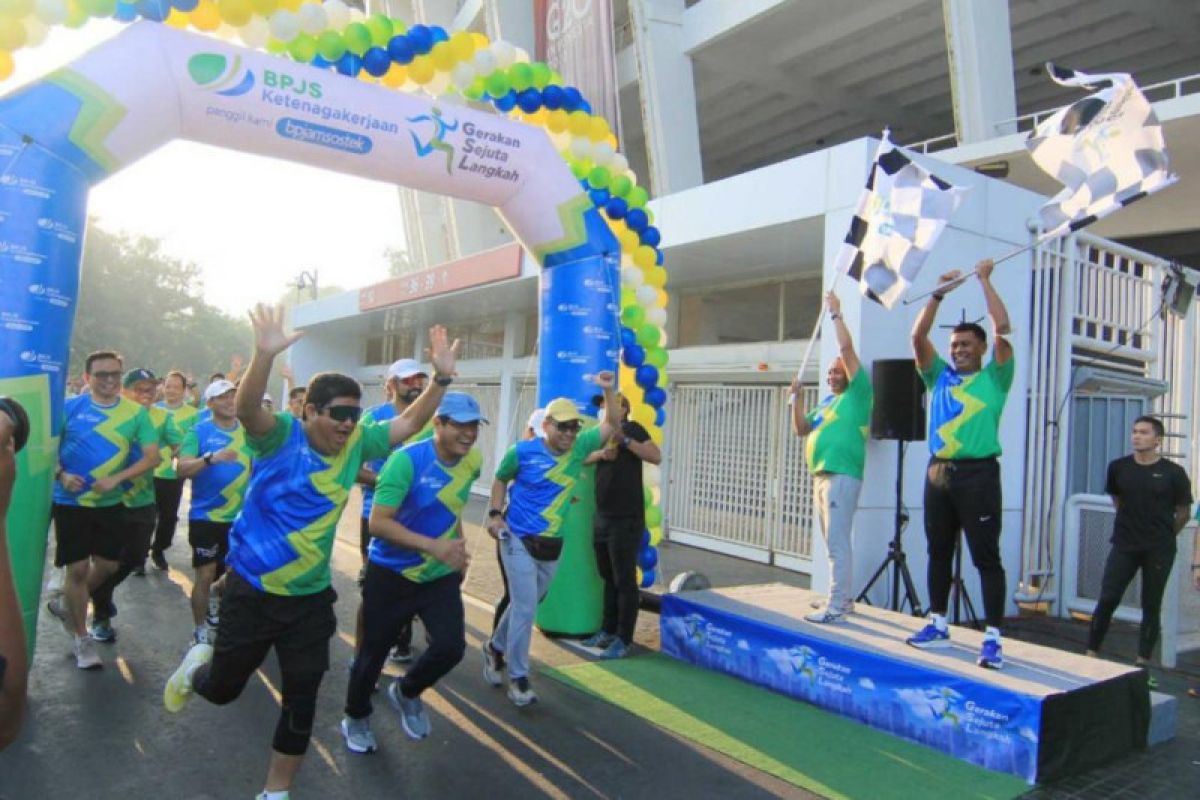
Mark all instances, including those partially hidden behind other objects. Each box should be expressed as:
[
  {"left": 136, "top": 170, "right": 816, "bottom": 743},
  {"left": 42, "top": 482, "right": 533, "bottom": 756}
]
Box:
[
  {"left": 627, "top": 185, "right": 649, "bottom": 209},
  {"left": 570, "top": 160, "right": 590, "bottom": 180},
  {"left": 266, "top": 38, "right": 288, "bottom": 55},
  {"left": 645, "top": 506, "right": 662, "bottom": 528},
  {"left": 636, "top": 323, "right": 660, "bottom": 348},
  {"left": 343, "top": 22, "right": 372, "bottom": 56},
  {"left": 620, "top": 287, "right": 637, "bottom": 308},
  {"left": 643, "top": 486, "right": 653, "bottom": 507},
  {"left": 484, "top": 70, "right": 511, "bottom": 98},
  {"left": 530, "top": 62, "right": 552, "bottom": 89},
  {"left": 659, "top": 370, "right": 670, "bottom": 388},
  {"left": 645, "top": 347, "right": 668, "bottom": 368},
  {"left": 288, "top": 34, "right": 317, "bottom": 64},
  {"left": 464, "top": 77, "right": 487, "bottom": 101},
  {"left": 317, "top": 31, "right": 347, "bottom": 62},
  {"left": 79, "top": 0, "right": 115, "bottom": 17},
  {"left": 621, "top": 305, "right": 646, "bottom": 329},
  {"left": 365, "top": 14, "right": 394, "bottom": 48},
  {"left": 588, "top": 167, "right": 611, "bottom": 190},
  {"left": 610, "top": 175, "right": 633, "bottom": 198},
  {"left": 509, "top": 62, "right": 534, "bottom": 91}
]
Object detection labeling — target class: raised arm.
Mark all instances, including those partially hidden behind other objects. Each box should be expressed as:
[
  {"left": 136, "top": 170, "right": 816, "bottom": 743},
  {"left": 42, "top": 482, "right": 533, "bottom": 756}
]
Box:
[
  {"left": 789, "top": 377, "right": 813, "bottom": 437},
  {"left": 239, "top": 304, "right": 302, "bottom": 438},
  {"left": 826, "top": 291, "right": 859, "bottom": 378},
  {"left": 975, "top": 259, "right": 1013, "bottom": 366},
  {"left": 594, "top": 371, "right": 619, "bottom": 442},
  {"left": 390, "top": 325, "right": 460, "bottom": 447},
  {"left": 912, "top": 270, "right": 966, "bottom": 371}
]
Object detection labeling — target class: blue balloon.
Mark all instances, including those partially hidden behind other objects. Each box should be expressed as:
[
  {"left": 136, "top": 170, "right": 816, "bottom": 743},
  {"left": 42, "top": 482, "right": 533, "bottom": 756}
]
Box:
[
  {"left": 635, "top": 364, "right": 659, "bottom": 389},
  {"left": 578, "top": 100, "right": 592, "bottom": 114},
  {"left": 172, "top": 0, "right": 199, "bottom": 11},
  {"left": 640, "top": 568, "right": 657, "bottom": 589},
  {"left": 588, "top": 188, "right": 610, "bottom": 208},
  {"left": 542, "top": 85, "right": 565, "bottom": 110},
  {"left": 655, "top": 249, "right": 664, "bottom": 265},
  {"left": 638, "top": 546, "right": 659, "bottom": 571},
  {"left": 336, "top": 53, "right": 363, "bottom": 77},
  {"left": 517, "top": 88, "right": 543, "bottom": 113},
  {"left": 563, "top": 86, "right": 583, "bottom": 111},
  {"left": 641, "top": 226, "right": 662, "bottom": 247},
  {"left": 362, "top": 47, "right": 391, "bottom": 77},
  {"left": 655, "top": 407, "right": 666, "bottom": 427},
  {"left": 310, "top": 55, "right": 331, "bottom": 69},
  {"left": 407, "top": 25, "right": 434, "bottom": 55},
  {"left": 625, "top": 208, "right": 649, "bottom": 232},
  {"left": 136, "top": 0, "right": 170, "bottom": 21},
  {"left": 620, "top": 326, "right": 637, "bottom": 349},
  {"left": 387, "top": 35, "right": 415, "bottom": 65},
  {"left": 621, "top": 344, "right": 645, "bottom": 368},
  {"left": 605, "top": 197, "right": 628, "bottom": 220},
  {"left": 494, "top": 90, "right": 518, "bottom": 112},
  {"left": 430, "top": 26, "right": 449, "bottom": 43},
  {"left": 640, "top": 529, "right": 651, "bottom": 549},
  {"left": 644, "top": 387, "right": 667, "bottom": 408},
  {"left": 114, "top": 2, "right": 137, "bottom": 21}
]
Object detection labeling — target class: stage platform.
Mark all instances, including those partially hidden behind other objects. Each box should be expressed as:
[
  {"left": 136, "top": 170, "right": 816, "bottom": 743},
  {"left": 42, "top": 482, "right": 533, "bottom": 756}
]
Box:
[{"left": 660, "top": 584, "right": 1153, "bottom": 784}]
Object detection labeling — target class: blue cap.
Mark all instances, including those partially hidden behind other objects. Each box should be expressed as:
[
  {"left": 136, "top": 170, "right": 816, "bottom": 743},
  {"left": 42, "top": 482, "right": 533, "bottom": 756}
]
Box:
[{"left": 436, "top": 392, "right": 489, "bottom": 424}]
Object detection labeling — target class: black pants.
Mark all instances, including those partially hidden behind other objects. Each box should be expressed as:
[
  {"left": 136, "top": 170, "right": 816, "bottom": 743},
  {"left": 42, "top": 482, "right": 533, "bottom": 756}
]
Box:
[
  {"left": 151, "top": 477, "right": 184, "bottom": 556},
  {"left": 193, "top": 571, "right": 336, "bottom": 756},
  {"left": 358, "top": 517, "right": 412, "bottom": 650},
  {"left": 92, "top": 504, "right": 157, "bottom": 621},
  {"left": 345, "top": 564, "right": 465, "bottom": 719},
  {"left": 923, "top": 457, "right": 1006, "bottom": 628},
  {"left": 492, "top": 541, "right": 510, "bottom": 632},
  {"left": 594, "top": 515, "right": 642, "bottom": 644},
  {"left": 1087, "top": 545, "right": 1176, "bottom": 660}
]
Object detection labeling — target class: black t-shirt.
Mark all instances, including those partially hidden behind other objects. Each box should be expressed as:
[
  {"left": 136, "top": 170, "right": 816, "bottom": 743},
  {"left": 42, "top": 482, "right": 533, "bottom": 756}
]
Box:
[
  {"left": 1106, "top": 455, "right": 1192, "bottom": 551},
  {"left": 595, "top": 420, "right": 651, "bottom": 518}
]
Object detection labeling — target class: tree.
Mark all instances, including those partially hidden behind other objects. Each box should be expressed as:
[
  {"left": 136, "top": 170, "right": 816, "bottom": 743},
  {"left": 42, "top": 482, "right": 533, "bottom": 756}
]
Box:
[{"left": 384, "top": 245, "right": 419, "bottom": 278}]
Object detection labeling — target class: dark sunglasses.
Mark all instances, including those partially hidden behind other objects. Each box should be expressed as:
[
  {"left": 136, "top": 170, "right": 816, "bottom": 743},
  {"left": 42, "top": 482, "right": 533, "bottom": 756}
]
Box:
[
  {"left": 321, "top": 404, "right": 362, "bottom": 424},
  {"left": 90, "top": 370, "right": 122, "bottom": 380},
  {"left": 553, "top": 420, "right": 583, "bottom": 434}
]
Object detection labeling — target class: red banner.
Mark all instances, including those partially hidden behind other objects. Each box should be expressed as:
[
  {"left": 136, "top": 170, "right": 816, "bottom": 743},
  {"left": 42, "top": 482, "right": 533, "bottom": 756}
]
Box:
[
  {"left": 358, "top": 244, "right": 523, "bottom": 311},
  {"left": 535, "top": 0, "right": 621, "bottom": 137}
]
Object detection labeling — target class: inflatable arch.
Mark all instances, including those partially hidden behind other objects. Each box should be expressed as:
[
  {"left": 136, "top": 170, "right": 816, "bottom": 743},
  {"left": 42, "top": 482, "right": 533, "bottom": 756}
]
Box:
[{"left": 0, "top": 19, "right": 671, "bottom": 650}]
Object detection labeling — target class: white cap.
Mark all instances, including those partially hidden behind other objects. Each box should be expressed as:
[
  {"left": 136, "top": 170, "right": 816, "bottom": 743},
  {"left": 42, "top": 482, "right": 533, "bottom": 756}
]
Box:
[
  {"left": 387, "top": 358, "right": 427, "bottom": 381},
  {"left": 203, "top": 379, "right": 236, "bottom": 402},
  {"left": 527, "top": 408, "right": 547, "bottom": 439}
]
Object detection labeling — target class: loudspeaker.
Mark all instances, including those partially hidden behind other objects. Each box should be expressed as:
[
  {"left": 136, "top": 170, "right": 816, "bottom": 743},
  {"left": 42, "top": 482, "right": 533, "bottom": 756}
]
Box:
[{"left": 870, "top": 359, "right": 925, "bottom": 441}]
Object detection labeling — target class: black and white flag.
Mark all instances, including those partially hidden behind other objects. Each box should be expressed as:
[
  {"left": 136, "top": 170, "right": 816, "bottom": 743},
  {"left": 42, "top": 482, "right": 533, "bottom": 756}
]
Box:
[
  {"left": 834, "top": 131, "right": 969, "bottom": 309},
  {"left": 1027, "top": 64, "right": 1176, "bottom": 239}
]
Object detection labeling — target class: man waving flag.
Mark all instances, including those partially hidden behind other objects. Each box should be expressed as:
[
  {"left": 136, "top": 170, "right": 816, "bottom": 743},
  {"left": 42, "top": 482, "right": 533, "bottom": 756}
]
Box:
[{"left": 1027, "top": 64, "right": 1176, "bottom": 239}]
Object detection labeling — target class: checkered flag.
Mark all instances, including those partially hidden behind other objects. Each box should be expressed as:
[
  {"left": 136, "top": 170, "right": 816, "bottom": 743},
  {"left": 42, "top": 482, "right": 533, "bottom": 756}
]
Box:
[
  {"left": 834, "top": 131, "right": 970, "bottom": 309},
  {"left": 1027, "top": 63, "right": 1177, "bottom": 240}
]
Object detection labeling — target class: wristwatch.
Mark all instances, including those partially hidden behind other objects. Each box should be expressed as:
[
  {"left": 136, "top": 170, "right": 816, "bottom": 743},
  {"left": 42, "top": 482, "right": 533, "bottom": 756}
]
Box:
[
  {"left": 203, "top": 452, "right": 214, "bottom": 465},
  {"left": 434, "top": 374, "right": 454, "bottom": 387},
  {"left": 487, "top": 508, "right": 504, "bottom": 519}
]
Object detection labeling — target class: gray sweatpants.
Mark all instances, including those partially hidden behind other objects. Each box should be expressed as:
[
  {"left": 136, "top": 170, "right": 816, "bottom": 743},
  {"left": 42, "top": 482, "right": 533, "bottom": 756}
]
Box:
[
  {"left": 491, "top": 535, "right": 559, "bottom": 680},
  {"left": 813, "top": 473, "right": 862, "bottom": 612}
]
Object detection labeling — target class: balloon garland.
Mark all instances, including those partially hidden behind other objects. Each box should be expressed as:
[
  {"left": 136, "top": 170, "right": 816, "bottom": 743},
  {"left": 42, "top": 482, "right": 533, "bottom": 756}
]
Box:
[{"left": 0, "top": 1, "right": 670, "bottom": 587}]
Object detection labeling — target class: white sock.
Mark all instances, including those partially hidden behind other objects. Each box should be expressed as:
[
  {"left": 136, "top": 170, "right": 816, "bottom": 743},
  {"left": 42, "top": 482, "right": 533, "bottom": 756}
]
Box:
[
  {"left": 985, "top": 626, "right": 1002, "bottom": 642},
  {"left": 932, "top": 614, "right": 948, "bottom": 632},
  {"left": 258, "top": 791, "right": 289, "bottom": 800}
]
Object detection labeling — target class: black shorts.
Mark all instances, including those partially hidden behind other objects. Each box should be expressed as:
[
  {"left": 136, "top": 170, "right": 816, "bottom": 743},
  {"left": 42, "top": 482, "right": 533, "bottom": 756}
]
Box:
[
  {"left": 52, "top": 503, "right": 125, "bottom": 566},
  {"left": 216, "top": 571, "right": 338, "bottom": 674},
  {"left": 189, "top": 520, "right": 233, "bottom": 568}
]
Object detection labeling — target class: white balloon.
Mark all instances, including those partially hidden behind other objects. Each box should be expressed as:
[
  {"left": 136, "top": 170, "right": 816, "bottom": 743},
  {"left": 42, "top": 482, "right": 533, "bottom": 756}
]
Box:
[
  {"left": 22, "top": 17, "right": 48, "bottom": 47},
  {"left": 472, "top": 48, "right": 497, "bottom": 76},
  {"left": 239, "top": 17, "right": 270, "bottom": 48},
  {"left": 450, "top": 62, "right": 476, "bottom": 89},
  {"left": 490, "top": 40, "right": 515, "bottom": 69},
  {"left": 34, "top": 0, "right": 66, "bottom": 25},
  {"left": 426, "top": 72, "right": 451, "bottom": 96},
  {"left": 348, "top": 7, "right": 364, "bottom": 22},
  {"left": 268, "top": 10, "right": 300, "bottom": 43},
  {"left": 647, "top": 307, "right": 668, "bottom": 327},
  {"left": 643, "top": 464, "right": 661, "bottom": 487},
  {"left": 610, "top": 153, "right": 629, "bottom": 174},
  {"left": 591, "top": 141, "right": 615, "bottom": 166},
  {"left": 513, "top": 46, "right": 530, "bottom": 64},
  {"left": 637, "top": 285, "right": 658, "bottom": 308},
  {"left": 569, "top": 136, "right": 593, "bottom": 161},
  {"left": 216, "top": 24, "right": 238, "bottom": 41},
  {"left": 621, "top": 266, "right": 645, "bottom": 288},
  {"left": 296, "top": 3, "right": 328, "bottom": 36},
  {"left": 323, "top": 0, "right": 350, "bottom": 31}
]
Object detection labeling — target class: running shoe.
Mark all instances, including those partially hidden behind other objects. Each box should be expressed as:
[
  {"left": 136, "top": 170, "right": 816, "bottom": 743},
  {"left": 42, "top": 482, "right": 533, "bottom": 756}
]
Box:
[
  {"left": 507, "top": 676, "right": 538, "bottom": 707},
  {"left": 150, "top": 550, "right": 169, "bottom": 571},
  {"left": 340, "top": 716, "right": 378, "bottom": 754},
  {"left": 164, "top": 642, "right": 213, "bottom": 712},
  {"left": 481, "top": 640, "right": 505, "bottom": 687},
  {"left": 906, "top": 621, "right": 951, "bottom": 649},
  {"left": 977, "top": 638, "right": 1004, "bottom": 670},
  {"left": 131, "top": 562, "right": 146, "bottom": 577},
  {"left": 388, "top": 682, "right": 432, "bottom": 740},
  {"left": 804, "top": 607, "right": 847, "bottom": 624},
  {"left": 581, "top": 631, "right": 616, "bottom": 649},
  {"left": 206, "top": 595, "right": 220, "bottom": 628},
  {"left": 74, "top": 636, "right": 102, "bottom": 670},
  {"left": 89, "top": 618, "right": 116, "bottom": 644},
  {"left": 599, "top": 639, "right": 629, "bottom": 660},
  {"left": 388, "top": 644, "right": 413, "bottom": 664}
]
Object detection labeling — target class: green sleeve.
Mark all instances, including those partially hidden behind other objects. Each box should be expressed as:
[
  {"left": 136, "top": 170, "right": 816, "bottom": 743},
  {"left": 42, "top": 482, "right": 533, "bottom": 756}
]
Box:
[
  {"left": 360, "top": 420, "right": 393, "bottom": 462},
  {"left": 919, "top": 354, "right": 947, "bottom": 390},
  {"left": 135, "top": 407, "right": 157, "bottom": 447},
  {"left": 989, "top": 353, "right": 1015, "bottom": 393},
  {"left": 247, "top": 412, "right": 292, "bottom": 457},
  {"left": 374, "top": 450, "right": 414, "bottom": 508},
  {"left": 573, "top": 424, "right": 604, "bottom": 458},
  {"left": 179, "top": 429, "right": 199, "bottom": 458},
  {"left": 495, "top": 445, "right": 518, "bottom": 481}
]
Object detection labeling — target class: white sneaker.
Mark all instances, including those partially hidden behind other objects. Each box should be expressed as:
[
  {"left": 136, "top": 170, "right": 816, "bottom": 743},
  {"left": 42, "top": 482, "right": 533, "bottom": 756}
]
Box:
[
  {"left": 74, "top": 636, "right": 102, "bottom": 670},
  {"left": 164, "top": 642, "right": 213, "bottom": 712},
  {"left": 507, "top": 676, "right": 538, "bottom": 707}
]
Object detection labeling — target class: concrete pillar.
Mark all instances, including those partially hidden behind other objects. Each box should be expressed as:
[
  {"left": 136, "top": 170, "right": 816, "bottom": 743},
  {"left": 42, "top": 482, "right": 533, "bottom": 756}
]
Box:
[
  {"left": 942, "top": 0, "right": 1018, "bottom": 143},
  {"left": 494, "top": 310, "right": 526, "bottom": 467},
  {"left": 628, "top": 0, "right": 704, "bottom": 195}
]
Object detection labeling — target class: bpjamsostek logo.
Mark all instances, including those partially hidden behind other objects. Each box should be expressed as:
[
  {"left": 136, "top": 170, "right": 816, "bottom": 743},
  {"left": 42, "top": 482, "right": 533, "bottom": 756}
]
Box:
[{"left": 188, "top": 53, "right": 255, "bottom": 97}]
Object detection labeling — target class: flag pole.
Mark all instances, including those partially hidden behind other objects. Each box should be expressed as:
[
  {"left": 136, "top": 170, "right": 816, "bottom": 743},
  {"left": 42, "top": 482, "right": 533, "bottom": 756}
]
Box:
[
  {"left": 901, "top": 237, "right": 1041, "bottom": 306},
  {"left": 789, "top": 273, "right": 843, "bottom": 405}
]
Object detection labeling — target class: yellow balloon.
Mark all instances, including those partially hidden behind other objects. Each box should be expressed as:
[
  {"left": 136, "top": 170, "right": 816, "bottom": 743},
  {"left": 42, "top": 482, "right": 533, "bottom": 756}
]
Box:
[
  {"left": 0, "top": 51, "right": 12, "bottom": 82},
  {"left": 649, "top": 526, "right": 663, "bottom": 546},
  {"left": 633, "top": 245, "right": 656, "bottom": 270},
  {"left": 381, "top": 63, "right": 407, "bottom": 88},
  {"left": 408, "top": 55, "right": 435, "bottom": 84},
  {"left": 430, "top": 41, "right": 456, "bottom": 71},
  {"left": 165, "top": 8, "right": 189, "bottom": 27},
  {"left": 217, "top": 0, "right": 253, "bottom": 27},
  {"left": 656, "top": 288, "right": 668, "bottom": 308},
  {"left": 567, "top": 110, "right": 591, "bottom": 137},
  {"left": 605, "top": 133, "right": 618, "bottom": 149},
  {"left": 277, "top": 0, "right": 302, "bottom": 10},
  {"left": 632, "top": 405, "right": 655, "bottom": 429},
  {"left": 64, "top": 0, "right": 87, "bottom": 28},
  {"left": 588, "top": 115, "right": 610, "bottom": 142},
  {"left": 649, "top": 426, "right": 664, "bottom": 446},
  {"left": 191, "top": 0, "right": 222, "bottom": 31},
  {"left": 449, "top": 30, "right": 475, "bottom": 61},
  {"left": 618, "top": 229, "right": 640, "bottom": 251},
  {"left": 525, "top": 107, "right": 547, "bottom": 125},
  {"left": 635, "top": 566, "right": 644, "bottom": 585},
  {"left": 250, "top": 0, "right": 277, "bottom": 15},
  {"left": 470, "top": 31, "right": 489, "bottom": 49},
  {"left": 546, "top": 109, "right": 568, "bottom": 133},
  {"left": 644, "top": 266, "right": 667, "bottom": 289}
]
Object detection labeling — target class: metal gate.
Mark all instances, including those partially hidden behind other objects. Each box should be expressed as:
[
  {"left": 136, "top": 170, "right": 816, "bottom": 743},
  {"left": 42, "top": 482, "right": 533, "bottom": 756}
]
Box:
[
  {"left": 664, "top": 383, "right": 818, "bottom": 568},
  {"left": 455, "top": 383, "right": 501, "bottom": 493}
]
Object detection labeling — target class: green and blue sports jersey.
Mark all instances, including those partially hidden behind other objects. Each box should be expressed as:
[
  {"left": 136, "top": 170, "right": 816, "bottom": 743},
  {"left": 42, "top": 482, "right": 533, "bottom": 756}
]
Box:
[
  {"left": 803, "top": 367, "right": 873, "bottom": 479},
  {"left": 921, "top": 353, "right": 1015, "bottom": 459},
  {"left": 123, "top": 405, "right": 183, "bottom": 508},
  {"left": 359, "top": 403, "right": 434, "bottom": 519},
  {"left": 495, "top": 425, "right": 604, "bottom": 538},
  {"left": 369, "top": 439, "right": 482, "bottom": 582},
  {"left": 227, "top": 412, "right": 392, "bottom": 596},
  {"left": 180, "top": 418, "right": 253, "bottom": 523},
  {"left": 55, "top": 394, "right": 157, "bottom": 508},
  {"left": 154, "top": 402, "right": 199, "bottom": 479}
]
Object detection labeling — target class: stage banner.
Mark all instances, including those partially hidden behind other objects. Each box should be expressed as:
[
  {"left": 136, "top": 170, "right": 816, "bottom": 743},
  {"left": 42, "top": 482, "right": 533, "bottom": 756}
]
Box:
[
  {"left": 535, "top": 0, "right": 622, "bottom": 139},
  {"left": 661, "top": 593, "right": 1043, "bottom": 783}
]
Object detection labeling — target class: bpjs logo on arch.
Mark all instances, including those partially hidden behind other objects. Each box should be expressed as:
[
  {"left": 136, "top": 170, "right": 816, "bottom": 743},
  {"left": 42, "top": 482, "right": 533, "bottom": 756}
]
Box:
[{"left": 188, "top": 53, "right": 322, "bottom": 100}]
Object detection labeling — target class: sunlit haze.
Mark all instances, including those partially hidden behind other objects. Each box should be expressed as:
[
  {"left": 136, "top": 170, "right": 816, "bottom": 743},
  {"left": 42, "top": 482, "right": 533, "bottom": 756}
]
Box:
[{"left": 8, "top": 22, "right": 408, "bottom": 316}]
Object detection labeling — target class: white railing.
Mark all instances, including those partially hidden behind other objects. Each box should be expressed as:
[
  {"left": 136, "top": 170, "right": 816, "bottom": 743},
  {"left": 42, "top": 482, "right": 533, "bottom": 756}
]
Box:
[{"left": 1069, "top": 238, "right": 1159, "bottom": 360}]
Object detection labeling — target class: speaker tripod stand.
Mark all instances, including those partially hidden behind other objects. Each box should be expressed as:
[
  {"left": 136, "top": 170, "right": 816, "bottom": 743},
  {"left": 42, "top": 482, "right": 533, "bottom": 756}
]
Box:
[{"left": 857, "top": 440, "right": 923, "bottom": 615}]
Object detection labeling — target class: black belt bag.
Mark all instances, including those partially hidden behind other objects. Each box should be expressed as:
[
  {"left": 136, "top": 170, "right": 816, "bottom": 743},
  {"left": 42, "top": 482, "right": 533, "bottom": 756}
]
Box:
[{"left": 521, "top": 535, "right": 564, "bottom": 562}]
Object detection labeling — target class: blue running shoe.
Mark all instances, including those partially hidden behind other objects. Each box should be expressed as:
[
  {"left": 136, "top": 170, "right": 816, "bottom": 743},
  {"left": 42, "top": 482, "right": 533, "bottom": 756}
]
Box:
[
  {"left": 906, "top": 621, "right": 951, "bottom": 649},
  {"left": 977, "top": 638, "right": 1004, "bottom": 669}
]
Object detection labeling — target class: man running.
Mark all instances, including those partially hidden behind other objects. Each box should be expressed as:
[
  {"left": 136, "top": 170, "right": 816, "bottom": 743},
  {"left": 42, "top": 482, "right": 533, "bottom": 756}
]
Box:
[
  {"left": 483, "top": 374, "right": 620, "bottom": 706},
  {"left": 164, "top": 304, "right": 457, "bottom": 800},
  {"left": 176, "top": 379, "right": 252, "bottom": 646},
  {"left": 341, "top": 392, "right": 485, "bottom": 752},
  {"left": 50, "top": 352, "right": 159, "bottom": 669},
  {"left": 150, "top": 370, "right": 200, "bottom": 571}
]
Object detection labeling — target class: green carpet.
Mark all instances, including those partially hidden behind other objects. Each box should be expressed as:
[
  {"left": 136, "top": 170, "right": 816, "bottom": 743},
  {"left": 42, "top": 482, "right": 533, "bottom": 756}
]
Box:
[{"left": 543, "top": 653, "right": 1028, "bottom": 800}]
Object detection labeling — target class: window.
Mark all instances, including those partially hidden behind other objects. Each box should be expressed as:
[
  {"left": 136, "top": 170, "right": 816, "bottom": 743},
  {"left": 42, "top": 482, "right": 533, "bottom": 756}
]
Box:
[
  {"left": 675, "top": 276, "right": 822, "bottom": 347},
  {"left": 1069, "top": 395, "right": 1145, "bottom": 494}
]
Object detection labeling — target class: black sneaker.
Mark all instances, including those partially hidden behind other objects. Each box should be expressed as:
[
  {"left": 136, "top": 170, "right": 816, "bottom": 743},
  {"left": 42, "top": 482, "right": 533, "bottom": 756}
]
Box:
[
  {"left": 131, "top": 562, "right": 147, "bottom": 577},
  {"left": 482, "top": 640, "right": 505, "bottom": 687},
  {"left": 150, "top": 551, "right": 168, "bottom": 571}
]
